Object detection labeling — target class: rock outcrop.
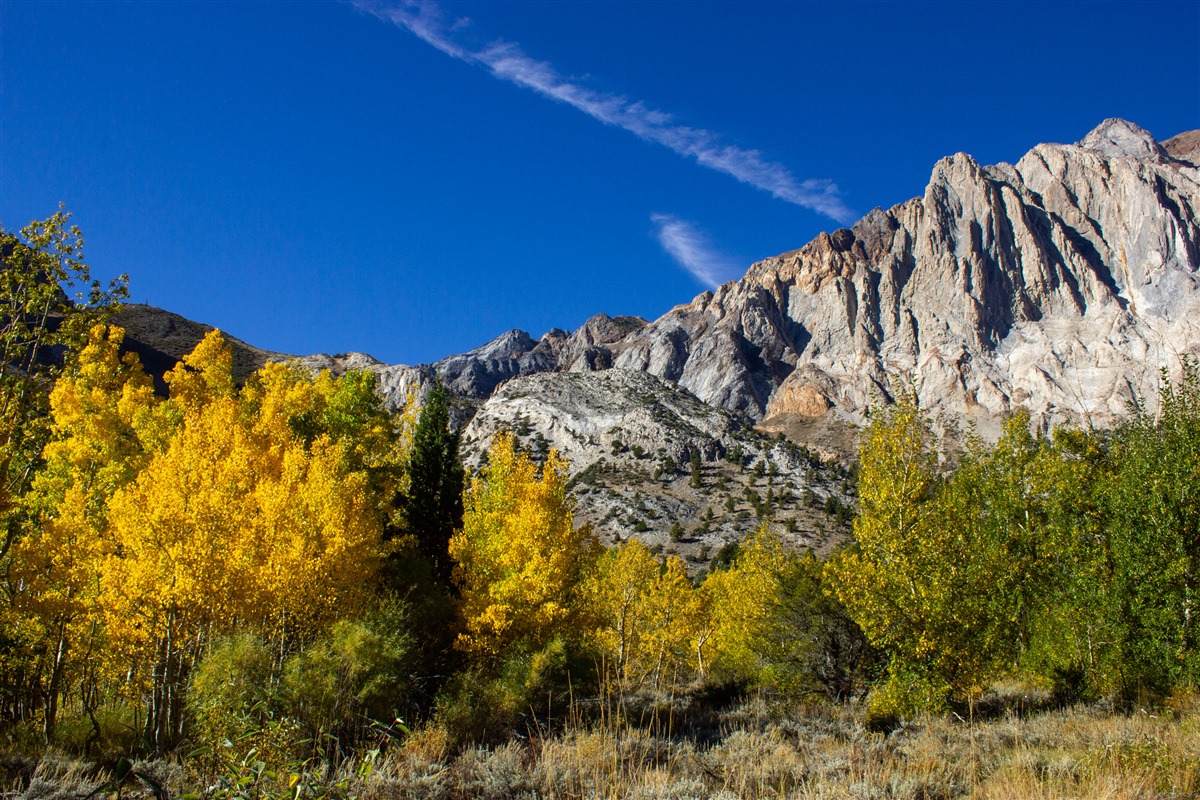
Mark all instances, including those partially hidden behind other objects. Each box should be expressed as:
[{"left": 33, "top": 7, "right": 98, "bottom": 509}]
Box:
[
  {"left": 1165, "top": 130, "right": 1200, "bottom": 167},
  {"left": 611, "top": 119, "right": 1200, "bottom": 434},
  {"left": 461, "top": 368, "right": 855, "bottom": 554},
  {"left": 461, "top": 369, "right": 742, "bottom": 471},
  {"left": 428, "top": 314, "right": 647, "bottom": 399}
]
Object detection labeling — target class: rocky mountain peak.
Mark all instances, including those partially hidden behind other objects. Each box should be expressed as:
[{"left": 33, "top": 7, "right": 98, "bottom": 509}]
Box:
[
  {"left": 608, "top": 119, "right": 1200, "bottom": 435},
  {"left": 1078, "top": 117, "right": 1167, "bottom": 161},
  {"left": 1164, "top": 130, "right": 1200, "bottom": 166}
]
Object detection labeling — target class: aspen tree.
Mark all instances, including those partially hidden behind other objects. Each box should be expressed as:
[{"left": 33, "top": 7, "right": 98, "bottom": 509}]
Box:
[
  {"left": 101, "top": 332, "right": 383, "bottom": 750},
  {"left": 10, "top": 325, "right": 152, "bottom": 741},
  {"left": 450, "top": 433, "right": 598, "bottom": 659}
]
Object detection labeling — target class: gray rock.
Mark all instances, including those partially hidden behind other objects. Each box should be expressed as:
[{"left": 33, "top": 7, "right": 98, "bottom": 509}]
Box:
[
  {"left": 608, "top": 119, "right": 1200, "bottom": 436},
  {"left": 1078, "top": 118, "right": 1168, "bottom": 161},
  {"left": 460, "top": 369, "right": 854, "bottom": 555},
  {"left": 416, "top": 315, "right": 646, "bottom": 399},
  {"left": 461, "top": 369, "right": 741, "bottom": 471}
]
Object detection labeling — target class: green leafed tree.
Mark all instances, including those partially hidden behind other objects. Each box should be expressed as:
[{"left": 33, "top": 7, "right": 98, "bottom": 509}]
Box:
[
  {"left": 1102, "top": 359, "right": 1200, "bottom": 702},
  {"left": 826, "top": 393, "right": 1036, "bottom": 714}
]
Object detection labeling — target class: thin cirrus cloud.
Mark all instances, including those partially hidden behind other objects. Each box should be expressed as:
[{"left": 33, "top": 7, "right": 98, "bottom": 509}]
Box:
[
  {"left": 651, "top": 214, "right": 742, "bottom": 291},
  {"left": 355, "top": 0, "right": 858, "bottom": 225}
]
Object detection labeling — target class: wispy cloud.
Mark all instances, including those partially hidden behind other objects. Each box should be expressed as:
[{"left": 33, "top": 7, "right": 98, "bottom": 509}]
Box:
[
  {"left": 651, "top": 214, "right": 742, "bottom": 290},
  {"left": 356, "top": 0, "right": 857, "bottom": 224}
]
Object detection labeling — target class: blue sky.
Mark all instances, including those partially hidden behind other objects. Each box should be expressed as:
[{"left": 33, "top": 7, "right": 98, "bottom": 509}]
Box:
[{"left": 2, "top": 1, "right": 1197, "bottom": 364}]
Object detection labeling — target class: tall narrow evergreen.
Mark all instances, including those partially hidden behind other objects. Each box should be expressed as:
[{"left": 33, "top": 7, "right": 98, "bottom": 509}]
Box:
[{"left": 401, "top": 383, "right": 465, "bottom": 584}]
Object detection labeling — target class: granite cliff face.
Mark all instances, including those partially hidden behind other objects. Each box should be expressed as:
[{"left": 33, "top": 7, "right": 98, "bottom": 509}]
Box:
[
  {"left": 461, "top": 369, "right": 742, "bottom": 472},
  {"left": 609, "top": 119, "right": 1200, "bottom": 433}
]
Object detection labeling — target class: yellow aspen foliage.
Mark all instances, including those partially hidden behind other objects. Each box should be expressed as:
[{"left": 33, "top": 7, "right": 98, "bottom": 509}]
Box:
[
  {"left": 0, "top": 210, "right": 127, "bottom": 515},
  {"left": 3, "top": 327, "right": 399, "bottom": 748},
  {"left": 704, "top": 524, "right": 786, "bottom": 682},
  {"left": 17, "top": 325, "right": 155, "bottom": 592},
  {"left": 822, "top": 394, "right": 947, "bottom": 700},
  {"left": 585, "top": 539, "right": 701, "bottom": 690},
  {"left": 97, "top": 333, "right": 385, "bottom": 747},
  {"left": 450, "top": 432, "right": 598, "bottom": 659},
  {"left": 242, "top": 362, "right": 410, "bottom": 525},
  {"left": 103, "top": 334, "right": 382, "bottom": 646},
  {"left": 163, "top": 328, "right": 235, "bottom": 414},
  {"left": 824, "top": 392, "right": 939, "bottom": 657},
  {"left": 8, "top": 325, "right": 156, "bottom": 737}
]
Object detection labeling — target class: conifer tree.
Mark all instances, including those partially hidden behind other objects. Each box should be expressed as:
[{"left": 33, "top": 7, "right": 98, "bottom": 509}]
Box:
[{"left": 399, "top": 383, "right": 464, "bottom": 584}]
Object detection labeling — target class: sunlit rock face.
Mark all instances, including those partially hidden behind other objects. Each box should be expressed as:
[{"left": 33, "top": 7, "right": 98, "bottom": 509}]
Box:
[{"left": 610, "top": 119, "right": 1200, "bottom": 435}]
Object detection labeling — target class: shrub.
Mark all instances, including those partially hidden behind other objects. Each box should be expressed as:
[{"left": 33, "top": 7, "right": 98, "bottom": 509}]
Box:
[
  {"left": 188, "top": 633, "right": 283, "bottom": 754},
  {"left": 864, "top": 669, "right": 949, "bottom": 732},
  {"left": 282, "top": 598, "right": 414, "bottom": 757},
  {"left": 436, "top": 637, "right": 592, "bottom": 745}
]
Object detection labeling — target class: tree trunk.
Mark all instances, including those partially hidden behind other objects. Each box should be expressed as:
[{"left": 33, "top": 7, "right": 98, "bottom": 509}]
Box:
[{"left": 42, "top": 624, "right": 68, "bottom": 744}]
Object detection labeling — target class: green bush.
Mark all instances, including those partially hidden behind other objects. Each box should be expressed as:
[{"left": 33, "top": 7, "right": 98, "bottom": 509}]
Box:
[
  {"left": 282, "top": 598, "right": 414, "bottom": 757},
  {"left": 762, "top": 553, "right": 882, "bottom": 702},
  {"left": 864, "top": 669, "right": 949, "bottom": 732},
  {"left": 436, "top": 636, "right": 593, "bottom": 745},
  {"left": 188, "top": 633, "right": 282, "bottom": 753}
]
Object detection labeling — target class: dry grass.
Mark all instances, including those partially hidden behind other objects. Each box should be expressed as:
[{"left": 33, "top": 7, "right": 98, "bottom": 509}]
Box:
[
  {"left": 360, "top": 698, "right": 1200, "bottom": 800},
  {"left": 9, "top": 699, "right": 1200, "bottom": 799}
]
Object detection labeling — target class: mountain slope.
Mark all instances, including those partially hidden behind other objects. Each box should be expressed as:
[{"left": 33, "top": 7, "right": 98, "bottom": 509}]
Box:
[
  {"left": 113, "top": 304, "right": 287, "bottom": 391},
  {"left": 461, "top": 368, "right": 855, "bottom": 558}
]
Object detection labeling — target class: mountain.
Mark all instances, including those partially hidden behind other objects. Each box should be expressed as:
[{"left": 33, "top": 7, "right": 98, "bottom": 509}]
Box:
[
  {"left": 112, "top": 306, "right": 855, "bottom": 556},
  {"left": 119, "top": 119, "right": 1200, "bottom": 441},
  {"left": 311, "top": 118, "right": 1200, "bottom": 440},
  {"left": 108, "top": 119, "right": 1199, "bottom": 556},
  {"left": 113, "top": 304, "right": 287, "bottom": 392},
  {"left": 461, "top": 368, "right": 854, "bottom": 557},
  {"left": 609, "top": 119, "right": 1200, "bottom": 436}
]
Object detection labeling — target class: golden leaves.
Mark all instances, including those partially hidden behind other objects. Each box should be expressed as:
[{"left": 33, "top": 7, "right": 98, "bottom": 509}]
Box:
[
  {"left": 585, "top": 538, "right": 700, "bottom": 690},
  {"left": 102, "top": 334, "right": 384, "bottom": 654},
  {"left": 451, "top": 433, "right": 597, "bottom": 658},
  {"left": 10, "top": 326, "right": 396, "bottom": 708}
]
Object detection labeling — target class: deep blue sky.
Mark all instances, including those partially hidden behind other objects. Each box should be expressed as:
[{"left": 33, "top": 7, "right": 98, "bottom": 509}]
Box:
[{"left": 3, "top": 1, "right": 1197, "bottom": 364}]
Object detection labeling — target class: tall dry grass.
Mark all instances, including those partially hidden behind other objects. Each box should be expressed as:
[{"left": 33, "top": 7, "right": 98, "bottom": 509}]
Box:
[
  {"left": 8, "top": 695, "right": 1199, "bottom": 799},
  {"left": 360, "top": 696, "right": 1200, "bottom": 800}
]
